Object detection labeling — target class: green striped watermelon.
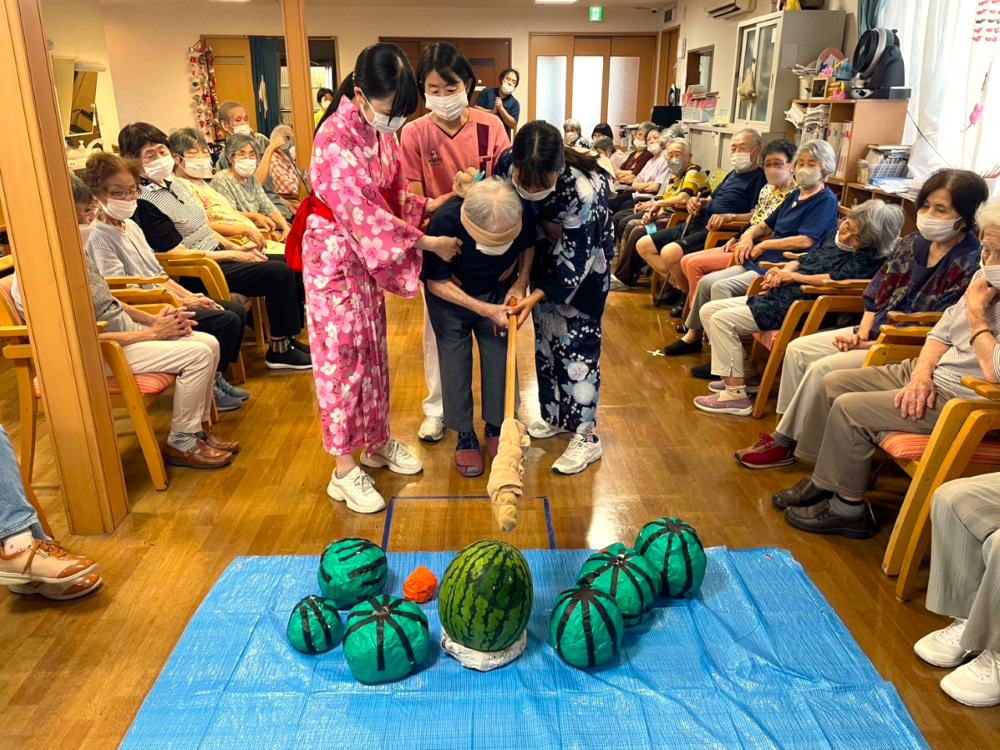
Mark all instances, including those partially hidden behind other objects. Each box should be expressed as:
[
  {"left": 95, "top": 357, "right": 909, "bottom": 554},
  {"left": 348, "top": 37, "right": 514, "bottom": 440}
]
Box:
[
  {"left": 549, "top": 584, "right": 623, "bottom": 668},
  {"left": 343, "top": 595, "right": 429, "bottom": 683},
  {"left": 576, "top": 543, "right": 657, "bottom": 627},
  {"left": 286, "top": 595, "right": 342, "bottom": 654},
  {"left": 317, "top": 538, "right": 387, "bottom": 609},
  {"left": 438, "top": 540, "right": 533, "bottom": 652},
  {"left": 635, "top": 518, "right": 706, "bottom": 598}
]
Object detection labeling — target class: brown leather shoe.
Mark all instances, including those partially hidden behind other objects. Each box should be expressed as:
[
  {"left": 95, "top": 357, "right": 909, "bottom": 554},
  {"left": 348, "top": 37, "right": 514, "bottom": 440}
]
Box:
[
  {"left": 784, "top": 499, "right": 875, "bottom": 540},
  {"left": 771, "top": 478, "right": 833, "bottom": 511},
  {"left": 10, "top": 573, "right": 104, "bottom": 600},
  {"left": 202, "top": 431, "right": 240, "bottom": 454},
  {"left": 163, "top": 440, "right": 233, "bottom": 470},
  {"left": 0, "top": 539, "right": 98, "bottom": 586}
]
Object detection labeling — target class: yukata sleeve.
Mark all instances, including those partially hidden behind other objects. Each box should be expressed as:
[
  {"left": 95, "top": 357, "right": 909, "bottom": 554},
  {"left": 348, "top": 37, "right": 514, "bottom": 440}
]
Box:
[{"left": 535, "top": 186, "right": 597, "bottom": 308}]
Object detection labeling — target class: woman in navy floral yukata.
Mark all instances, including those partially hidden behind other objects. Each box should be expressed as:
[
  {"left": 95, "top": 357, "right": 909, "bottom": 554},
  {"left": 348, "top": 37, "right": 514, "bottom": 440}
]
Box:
[{"left": 498, "top": 121, "right": 614, "bottom": 476}]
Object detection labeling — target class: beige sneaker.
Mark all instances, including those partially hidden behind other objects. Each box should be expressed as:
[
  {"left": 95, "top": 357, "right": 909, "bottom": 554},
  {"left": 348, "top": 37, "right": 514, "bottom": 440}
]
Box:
[
  {"left": 327, "top": 467, "right": 386, "bottom": 514},
  {"left": 0, "top": 539, "right": 98, "bottom": 586},
  {"left": 10, "top": 573, "right": 104, "bottom": 601}
]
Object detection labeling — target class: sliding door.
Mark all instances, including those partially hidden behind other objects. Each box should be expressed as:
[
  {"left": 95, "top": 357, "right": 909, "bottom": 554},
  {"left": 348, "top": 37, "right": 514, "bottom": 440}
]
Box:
[{"left": 530, "top": 34, "right": 656, "bottom": 144}]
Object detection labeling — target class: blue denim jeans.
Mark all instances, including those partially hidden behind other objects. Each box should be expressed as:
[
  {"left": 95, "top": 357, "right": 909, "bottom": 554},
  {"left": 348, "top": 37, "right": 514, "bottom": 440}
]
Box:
[{"left": 0, "top": 424, "right": 46, "bottom": 542}]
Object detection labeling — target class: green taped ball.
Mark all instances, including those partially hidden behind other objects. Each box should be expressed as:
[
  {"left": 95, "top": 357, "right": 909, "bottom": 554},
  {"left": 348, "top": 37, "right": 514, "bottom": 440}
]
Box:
[
  {"left": 549, "top": 584, "right": 624, "bottom": 669},
  {"left": 635, "top": 518, "right": 706, "bottom": 598},
  {"left": 576, "top": 543, "right": 657, "bottom": 627},
  {"left": 438, "top": 539, "right": 533, "bottom": 652},
  {"left": 286, "top": 595, "right": 342, "bottom": 654},
  {"left": 317, "top": 538, "right": 387, "bottom": 609},
  {"left": 343, "top": 595, "right": 430, "bottom": 683}
]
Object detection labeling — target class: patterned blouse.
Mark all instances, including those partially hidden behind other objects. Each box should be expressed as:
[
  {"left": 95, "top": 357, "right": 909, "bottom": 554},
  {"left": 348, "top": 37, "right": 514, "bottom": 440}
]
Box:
[
  {"left": 211, "top": 170, "right": 279, "bottom": 216},
  {"left": 749, "top": 182, "right": 797, "bottom": 225},
  {"left": 176, "top": 176, "right": 258, "bottom": 232}
]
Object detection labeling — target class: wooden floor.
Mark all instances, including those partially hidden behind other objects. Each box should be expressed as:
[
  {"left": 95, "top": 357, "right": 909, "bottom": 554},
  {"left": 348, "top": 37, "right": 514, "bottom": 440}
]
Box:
[{"left": 1, "top": 287, "right": 997, "bottom": 748}]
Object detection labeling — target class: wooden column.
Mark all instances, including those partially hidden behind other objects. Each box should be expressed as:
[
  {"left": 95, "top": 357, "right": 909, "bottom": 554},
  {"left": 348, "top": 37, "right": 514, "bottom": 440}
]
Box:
[
  {"left": 280, "top": 0, "right": 315, "bottom": 173},
  {"left": 0, "top": 0, "right": 128, "bottom": 534}
]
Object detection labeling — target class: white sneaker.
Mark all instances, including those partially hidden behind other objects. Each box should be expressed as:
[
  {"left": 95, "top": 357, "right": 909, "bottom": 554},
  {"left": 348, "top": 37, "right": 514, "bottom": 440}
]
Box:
[
  {"left": 915, "top": 618, "right": 976, "bottom": 668},
  {"left": 360, "top": 439, "right": 424, "bottom": 475},
  {"left": 327, "top": 467, "right": 386, "bottom": 514},
  {"left": 552, "top": 434, "right": 603, "bottom": 475},
  {"left": 528, "top": 421, "right": 567, "bottom": 440},
  {"left": 418, "top": 416, "right": 445, "bottom": 443},
  {"left": 941, "top": 650, "right": 1000, "bottom": 707}
]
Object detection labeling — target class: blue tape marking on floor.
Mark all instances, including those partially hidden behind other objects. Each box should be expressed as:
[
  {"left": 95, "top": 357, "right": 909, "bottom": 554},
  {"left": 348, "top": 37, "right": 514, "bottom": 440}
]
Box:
[
  {"left": 381, "top": 495, "right": 556, "bottom": 551},
  {"left": 122, "top": 548, "right": 927, "bottom": 750}
]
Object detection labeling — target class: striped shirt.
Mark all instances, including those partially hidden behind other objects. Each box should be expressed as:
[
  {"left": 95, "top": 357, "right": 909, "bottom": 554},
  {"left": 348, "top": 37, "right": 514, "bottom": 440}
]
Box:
[
  {"left": 139, "top": 178, "right": 218, "bottom": 252},
  {"left": 927, "top": 269, "right": 1000, "bottom": 400},
  {"left": 210, "top": 170, "right": 277, "bottom": 216},
  {"left": 87, "top": 220, "right": 164, "bottom": 288}
]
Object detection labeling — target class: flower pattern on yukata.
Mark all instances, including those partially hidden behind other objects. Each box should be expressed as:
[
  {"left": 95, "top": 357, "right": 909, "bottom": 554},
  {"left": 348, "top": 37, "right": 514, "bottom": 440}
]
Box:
[{"left": 301, "top": 97, "right": 427, "bottom": 456}]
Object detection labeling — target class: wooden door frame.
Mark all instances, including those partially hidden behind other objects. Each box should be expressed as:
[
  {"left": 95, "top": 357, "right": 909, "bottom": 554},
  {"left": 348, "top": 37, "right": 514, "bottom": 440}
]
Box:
[{"left": 657, "top": 27, "right": 680, "bottom": 104}]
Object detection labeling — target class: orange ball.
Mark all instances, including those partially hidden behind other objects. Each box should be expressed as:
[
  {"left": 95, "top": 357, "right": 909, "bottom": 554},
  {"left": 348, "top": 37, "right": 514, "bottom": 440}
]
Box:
[{"left": 403, "top": 566, "right": 438, "bottom": 604}]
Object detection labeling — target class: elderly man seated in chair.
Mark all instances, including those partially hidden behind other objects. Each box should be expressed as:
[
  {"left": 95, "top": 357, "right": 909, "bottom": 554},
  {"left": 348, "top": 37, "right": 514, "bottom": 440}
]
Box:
[{"left": 772, "top": 204, "right": 1000, "bottom": 539}]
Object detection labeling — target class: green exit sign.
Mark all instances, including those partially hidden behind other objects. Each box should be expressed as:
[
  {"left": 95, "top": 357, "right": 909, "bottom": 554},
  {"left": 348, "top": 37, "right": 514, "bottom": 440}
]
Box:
[{"left": 589, "top": 6, "right": 603, "bottom": 21}]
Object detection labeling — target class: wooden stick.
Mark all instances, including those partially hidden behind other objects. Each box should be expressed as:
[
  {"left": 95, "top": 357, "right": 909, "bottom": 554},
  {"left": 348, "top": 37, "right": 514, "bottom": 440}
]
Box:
[{"left": 504, "top": 301, "right": 518, "bottom": 419}]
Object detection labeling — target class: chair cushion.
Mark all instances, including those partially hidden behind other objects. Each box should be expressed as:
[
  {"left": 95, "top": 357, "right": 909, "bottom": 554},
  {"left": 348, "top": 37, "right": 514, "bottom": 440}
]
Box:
[
  {"left": 752, "top": 329, "right": 781, "bottom": 350},
  {"left": 879, "top": 432, "right": 1000, "bottom": 464},
  {"left": 33, "top": 372, "right": 175, "bottom": 397}
]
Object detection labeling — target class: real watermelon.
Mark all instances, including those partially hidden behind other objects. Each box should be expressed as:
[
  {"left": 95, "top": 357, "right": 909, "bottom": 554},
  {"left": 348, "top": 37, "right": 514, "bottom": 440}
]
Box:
[{"left": 438, "top": 540, "right": 533, "bottom": 652}]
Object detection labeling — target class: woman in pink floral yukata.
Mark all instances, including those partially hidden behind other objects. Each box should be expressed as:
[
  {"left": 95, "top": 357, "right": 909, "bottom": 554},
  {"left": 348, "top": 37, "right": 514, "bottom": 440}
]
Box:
[{"left": 301, "top": 44, "right": 461, "bottom": 514}]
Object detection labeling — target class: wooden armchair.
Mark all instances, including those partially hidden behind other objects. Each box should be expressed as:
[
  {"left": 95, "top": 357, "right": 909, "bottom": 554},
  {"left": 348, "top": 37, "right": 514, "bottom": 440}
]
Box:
[
  {"left": 744, "top": 275, "right": 870, "bottom": 419},
  {"left": 0, "top": 274, "right": 192, "bottom": 491},
  {"left": 651, "top": 212, "right": 687, "bottom": 304}
]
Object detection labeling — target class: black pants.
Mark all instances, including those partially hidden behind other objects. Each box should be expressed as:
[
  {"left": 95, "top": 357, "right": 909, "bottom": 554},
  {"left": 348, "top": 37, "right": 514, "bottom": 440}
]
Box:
[
  {"left": 191, "top": 300, "right": 246, "bottom": 374},
  {"left": 609, "top": 193, "right": 635, "bottom": 214},
  {"left": 613, "top": 210, "right": 644, "bottom": 242},
  {"left": 182, "top": 260, "right": 304, "bottom": 338}
]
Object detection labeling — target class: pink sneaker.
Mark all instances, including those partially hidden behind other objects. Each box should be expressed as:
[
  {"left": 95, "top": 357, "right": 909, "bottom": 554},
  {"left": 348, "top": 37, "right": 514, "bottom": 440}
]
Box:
[
  {"left": 735, "top": 433, "right": 796, "bottom": 469},
  {"left": 694, "top": 392, "right": 753, "bottom": 417},
  {"left": 709, "top": 374, "right": 762, "bottom": 394}
]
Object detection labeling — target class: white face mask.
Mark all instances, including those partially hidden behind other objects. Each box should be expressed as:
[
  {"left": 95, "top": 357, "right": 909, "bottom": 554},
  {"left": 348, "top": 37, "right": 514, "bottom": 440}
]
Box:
[
  {"left": 795, "top": 166, "right": 823, "bottom": 189},
  {"left": 500, "top": 82, "right": 515, "bottom": 96},
  {"left": 476, "top": 239, "right": 514, "bottom": 256},
  {"left": 360, "top": 93, "right": 406, "bottom": 134},
  {"left": 102, "top": 198, "right": 137, "bottom": 221},
  {"left": 144, "top": 154, "right": 174, "bottom": 182},
  {"left": 648, "top": 142, "right": 661, "bottom": 155},
  {"left": 731, "top": 152, "right": 753, "bottom": 173},
  {"left": 983, "top": 264, "right": 1000, "bottom": 289},
  {"left": 835, "top": 239, "right": 856, "bottom": 253},
  {"left": 515, "top": 182, "right": 556, "bottom": 203},
  {"left": 634, "top": 141, "right": 647, "bottom": 151},
  {"left": 234, "top": 159, "right": 258, "bottom": 178},
  {"left": 425, "top": 90, "right": 468, "bottom": 121},
  {"left": 917, "top": 213, "right": 962, "bottom": 243},
  {"left": 233, "top": 124, "right": 253, "bottom": 136},
  {"left": 79, "top": 222, "right": 94, "bottom": 246},
  {"left": 184, "top": 157, "right": 213, "bottom": 179}
]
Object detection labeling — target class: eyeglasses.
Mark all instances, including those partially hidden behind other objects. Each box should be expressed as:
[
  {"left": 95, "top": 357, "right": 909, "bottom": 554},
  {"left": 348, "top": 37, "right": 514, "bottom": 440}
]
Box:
[
  {"left": 763, "top": 161, "right": 788, "bottom": 169},
  {"left": 107, "top": 188, "right": 140, "bottom": 200}
]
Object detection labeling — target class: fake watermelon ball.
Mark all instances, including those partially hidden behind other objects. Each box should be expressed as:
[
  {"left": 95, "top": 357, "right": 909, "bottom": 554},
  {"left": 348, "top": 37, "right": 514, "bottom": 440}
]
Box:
[
  {"left": 576, "top": 543, "right": 657, "bottom": 627},
  {"left": 635, "top": 518, "right": 707, "bottom": 598},
  {"left": 549, "top": 584, "right": 624, "bottom": 669},
  {"left": 343, "top": 595, "right": 429, "bottom": 683},
  {"left": 286, "top": 595, "right": 342, "bottom": 654},
  {"left": 438, "top": 539, "right": 533, "bottom": 652},
  {"left": 317, "top": 537, "right": 387, "bottom": 609}
]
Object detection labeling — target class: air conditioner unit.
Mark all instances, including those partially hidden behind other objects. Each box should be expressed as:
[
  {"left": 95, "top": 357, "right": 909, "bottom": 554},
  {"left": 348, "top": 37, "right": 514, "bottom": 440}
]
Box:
[{"left": 703, "top": 0, "right": 756, "bottom": 20}]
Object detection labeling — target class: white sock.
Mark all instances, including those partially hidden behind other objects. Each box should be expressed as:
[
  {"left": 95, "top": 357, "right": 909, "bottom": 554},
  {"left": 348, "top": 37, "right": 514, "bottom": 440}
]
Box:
[
  {"left": 718, "top": 385, "right": 747, "bottom": 401},
  {"left": 2, "top": 529, "right": 33, "bottom": 556}
]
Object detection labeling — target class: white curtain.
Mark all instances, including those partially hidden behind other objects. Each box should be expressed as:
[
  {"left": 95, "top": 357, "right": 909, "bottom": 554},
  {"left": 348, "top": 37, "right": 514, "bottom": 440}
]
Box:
[{"left": 883, "top": 0, "right": 1000, "bottom": 180}]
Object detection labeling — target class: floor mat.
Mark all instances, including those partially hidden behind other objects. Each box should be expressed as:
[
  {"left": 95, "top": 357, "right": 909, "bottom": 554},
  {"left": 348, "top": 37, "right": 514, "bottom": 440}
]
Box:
[{"left": 122, "top": 548, "right": 927, "bottom": 749}]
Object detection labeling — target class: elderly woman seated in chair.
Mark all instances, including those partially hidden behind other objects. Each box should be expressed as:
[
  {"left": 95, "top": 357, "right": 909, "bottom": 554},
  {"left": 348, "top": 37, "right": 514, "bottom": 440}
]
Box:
[
  {"left": 10, "top": 176, "right": 240, "bottom": 470},
  {"left": 693, "top": 200, "right": 905, "bottom": 417},
  {"left": 211, "top": 133, "right": 292, "bottom": 242},
  {"left": 423, "top": 172, "right": 535, "bottom": 478},
  {"left": 83, "top": 152, "right": 250, "bottom": 411},
  {"left": 769, "top": 213, "right": 1000, "bottom": 539}
]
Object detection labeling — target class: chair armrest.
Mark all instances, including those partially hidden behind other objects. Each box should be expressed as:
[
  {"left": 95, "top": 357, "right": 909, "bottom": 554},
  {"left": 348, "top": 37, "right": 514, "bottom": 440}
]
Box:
[
  {"left": 159, "top": 255, "right": 231, "bottom": 300},
  {"left": 800, "top": 280, "right": 870, "bottom": 296},
  {"left": 720, "top": 220, "right": 748, "bottom": 231},
  {"left": 759, "top": 262, "right": 787, "bottom": 270},
  {"left": 888, "top": 311, "right": 943, "bottom": 325},
  {"left": 111, "top": 288, "right": 179, "bottom": 306},
  {"left": 783, "top": 252, "right": 807, "bottom": 260},
  {"left": 705, "top": 231, "right": 737, "bottom": 249},
  {"left": 105, "top": 274, "right": 168, "bottom": 289},
  {"left": 0, "top": 325, "right": 29, "bottom": 338},
  {"left": 96, "top": 321, "right": 108, "bottom": 332},
  {"left": 160, "top": 249, "right": 207, "bottom": 260},
  {"left": 747, "top": 275, "right": 766, "bottom": 296},
  {"left": 666, "top": 212, "right": 688, "bottom": 229},
  {"left": 2, "top": 343, "right": 32, "bottom": 360},
  {"left": 876, "top": 325, "right": 934, "bottom": 341},
  {"left": 962, "top": 377, "right": 1000, "bottom": 401},
  {"left": 131, "top": 304, "right": 171, "bottom": 315}
]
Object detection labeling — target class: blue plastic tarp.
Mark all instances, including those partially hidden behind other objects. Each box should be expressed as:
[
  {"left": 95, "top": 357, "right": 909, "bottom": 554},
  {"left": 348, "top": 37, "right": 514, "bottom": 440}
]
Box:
[{"left": 122, "top": 547, "right": 927, "bottom": 749}]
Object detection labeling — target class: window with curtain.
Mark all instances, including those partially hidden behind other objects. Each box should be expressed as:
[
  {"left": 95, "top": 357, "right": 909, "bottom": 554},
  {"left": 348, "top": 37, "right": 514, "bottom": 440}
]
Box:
[{"left": 883, "top": 0, "right": 1000, "bottom": 179}]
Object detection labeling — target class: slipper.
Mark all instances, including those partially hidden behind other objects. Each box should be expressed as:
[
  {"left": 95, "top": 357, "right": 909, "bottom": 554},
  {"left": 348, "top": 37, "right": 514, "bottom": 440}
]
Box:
[{"left": 455, "top": 448, "right": 484, "bottom": 477}]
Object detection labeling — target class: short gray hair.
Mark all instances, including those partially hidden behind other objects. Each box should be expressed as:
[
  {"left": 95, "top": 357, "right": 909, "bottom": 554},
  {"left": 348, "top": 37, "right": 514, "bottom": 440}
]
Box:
[
  {"left": 563, "top": 118, "right": 582, "bottom": 133},
  {"left": 217, "top": 100, "right": 247, "bottom": 127},
  {"left": 849, "top": 199, "right": 906, "bottom": 256},
  {"left": 975, "top": 197, "right": 1000, "bottom": 232},
  {"left": 223, "top": 133, "right": 260, "bottom": 163},
  {"left": 464, "top": 177, "right": 522, "bottom": 235},
  {"left": 734, "top": 127, "right": 762, "bottom": 149},
  {"left": 666, "top": 137, "right": 692, "bottom": 155},
  {"left": 795, "top": 139, "right": 837, "bottom": 178},
  {"left": 592, "top": 136, "right": 615, "bottom": 154},
  {"left": 168, "top": 127, "right": 208, "bottom": 157},
  {"left": 70, "top": 174, "right": 93, "bottom": 205},
  {"left": 639, "top": 120, "right": 657, "bottom": 134}
]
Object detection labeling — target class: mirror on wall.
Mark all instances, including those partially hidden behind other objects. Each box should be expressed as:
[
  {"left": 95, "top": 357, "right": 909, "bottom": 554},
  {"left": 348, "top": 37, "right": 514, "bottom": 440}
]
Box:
[{"left": 52, "top": 57, "right": 104, "bottom": 138}]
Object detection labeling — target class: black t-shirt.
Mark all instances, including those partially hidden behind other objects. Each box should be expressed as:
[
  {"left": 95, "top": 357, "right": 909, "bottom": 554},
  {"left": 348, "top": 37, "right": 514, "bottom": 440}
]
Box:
[
  {"left": 133, "top": 199, "right": 185, "bottom": 252},
  {"left": 423, "top": 196, "right": 535, "bottom": 297}
]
